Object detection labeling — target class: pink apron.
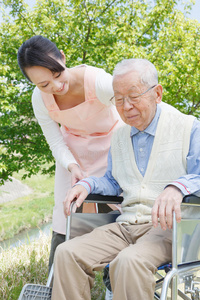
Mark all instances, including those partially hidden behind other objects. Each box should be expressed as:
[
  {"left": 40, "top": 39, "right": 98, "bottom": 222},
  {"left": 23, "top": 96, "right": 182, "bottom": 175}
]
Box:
[
  {"left": 41, "top": 65, "right": 121, "bottom": 177},
  {"left": 41, "top": 65, "right": 122, "bottom": 233}
]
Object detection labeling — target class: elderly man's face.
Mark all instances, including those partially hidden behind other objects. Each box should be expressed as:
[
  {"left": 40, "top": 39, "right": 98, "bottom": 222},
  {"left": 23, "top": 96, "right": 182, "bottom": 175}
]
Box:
[{"left": 113, "top": 71, "right": 162, "bottom": 130}]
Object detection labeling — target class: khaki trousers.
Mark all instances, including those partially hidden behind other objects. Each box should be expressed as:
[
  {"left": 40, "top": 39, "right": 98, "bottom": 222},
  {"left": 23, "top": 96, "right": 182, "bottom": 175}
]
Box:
[{"left": 52, "top": 222, "right": 172, "bottom": 300}]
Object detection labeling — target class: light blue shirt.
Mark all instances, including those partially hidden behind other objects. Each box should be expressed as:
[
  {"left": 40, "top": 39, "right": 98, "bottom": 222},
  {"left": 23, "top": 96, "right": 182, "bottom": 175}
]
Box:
[{"left": 78, "top": 105, "right": 200, "bottom": 197}]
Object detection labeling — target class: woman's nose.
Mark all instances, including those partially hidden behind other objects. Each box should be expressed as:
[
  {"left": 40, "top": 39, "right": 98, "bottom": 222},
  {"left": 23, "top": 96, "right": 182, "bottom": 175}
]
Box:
[{"left": 52, "top": 80, "right": 61, "bottom": 91}]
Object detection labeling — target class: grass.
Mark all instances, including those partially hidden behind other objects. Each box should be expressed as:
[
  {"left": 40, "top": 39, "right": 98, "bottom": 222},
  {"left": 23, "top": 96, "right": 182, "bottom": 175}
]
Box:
[
  {"left": 0, "top": 172, "right": 54, "bottom": 241},
  {"left": 0, "top": 233, "right": 51, "bottom": 300},
  {"left": 0, "top": 173, "right": 106, "bottom": 299},
  {"left": 0, "top": 233, "right": 106, "bottom": 300}
]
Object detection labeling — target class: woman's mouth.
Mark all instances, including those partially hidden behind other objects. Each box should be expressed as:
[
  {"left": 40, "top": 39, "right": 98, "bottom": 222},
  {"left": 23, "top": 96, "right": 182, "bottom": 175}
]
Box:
[{"left": 57, "top": 83, "right": 65, "bottom": 92}]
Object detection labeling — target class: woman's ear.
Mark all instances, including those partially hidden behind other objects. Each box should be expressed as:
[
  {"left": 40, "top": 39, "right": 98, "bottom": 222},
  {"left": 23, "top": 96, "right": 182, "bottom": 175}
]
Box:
[
  {"left": 155, "top": 84, "right": 163, "bottom": 104},
  {"left": 60, "top": 50, "right": 66, "bottom": 64}
]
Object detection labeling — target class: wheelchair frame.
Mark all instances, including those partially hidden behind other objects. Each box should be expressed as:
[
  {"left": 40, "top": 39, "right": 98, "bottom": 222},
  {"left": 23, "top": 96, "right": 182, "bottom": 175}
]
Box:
[{"left": 157, "top": 195, "right": 200, "bottom": 300}]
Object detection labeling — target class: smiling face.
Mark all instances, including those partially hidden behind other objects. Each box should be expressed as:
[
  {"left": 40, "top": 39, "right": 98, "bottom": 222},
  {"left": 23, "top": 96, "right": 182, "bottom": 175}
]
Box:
[
  {"left": 25, "top": 57, "right": 70, "bottom": 96},
  {"left": 113, "top": 71, "right": 162, "bottom": 131}
]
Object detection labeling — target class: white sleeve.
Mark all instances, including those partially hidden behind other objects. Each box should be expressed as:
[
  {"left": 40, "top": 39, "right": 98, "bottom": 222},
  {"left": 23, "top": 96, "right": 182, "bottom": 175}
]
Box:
[
  {"left": 95, "top": 69, "right": 114, "bottom": 105},
  {"left": 31, "top": 88, "right": 78, "bottom": 170}
]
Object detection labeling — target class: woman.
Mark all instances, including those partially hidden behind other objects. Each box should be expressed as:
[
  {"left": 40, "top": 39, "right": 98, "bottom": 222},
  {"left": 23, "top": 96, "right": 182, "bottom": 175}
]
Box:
[{"left": 17, "top": 35, "right": 123, "bottom": 270}]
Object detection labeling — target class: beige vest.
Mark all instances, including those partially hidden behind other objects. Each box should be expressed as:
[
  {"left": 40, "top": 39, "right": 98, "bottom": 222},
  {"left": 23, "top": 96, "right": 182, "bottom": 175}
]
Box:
[{"left": 111, "top": 110, "right": 195, "bottom": 224}]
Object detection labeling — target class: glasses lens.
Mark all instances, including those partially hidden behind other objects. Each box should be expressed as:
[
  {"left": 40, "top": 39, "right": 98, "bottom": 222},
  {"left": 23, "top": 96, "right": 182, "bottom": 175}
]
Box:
[
  {"left": 128, "top": 96, "right": 141, "bottom": 104},
  {"left": 115, "top": 98, "right": 123, "bottom": 106}
]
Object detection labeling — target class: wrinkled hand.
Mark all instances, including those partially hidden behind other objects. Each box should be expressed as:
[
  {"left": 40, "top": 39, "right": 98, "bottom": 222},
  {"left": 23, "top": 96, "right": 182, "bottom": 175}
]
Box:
[
  {"left": 63, "top": 185, "right": 88, "bottom": 217},
  {"left": 151, "top": 186, "right": 183, "bottom": 230},
  {"left": 68, "top": 163, "right": 84, "bottom": 186}
]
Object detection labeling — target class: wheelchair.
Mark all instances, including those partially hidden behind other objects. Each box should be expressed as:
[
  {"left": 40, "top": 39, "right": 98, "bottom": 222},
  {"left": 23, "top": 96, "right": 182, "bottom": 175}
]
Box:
[{"left": 67, "top": 194, "right": 200, "bottom": 300}]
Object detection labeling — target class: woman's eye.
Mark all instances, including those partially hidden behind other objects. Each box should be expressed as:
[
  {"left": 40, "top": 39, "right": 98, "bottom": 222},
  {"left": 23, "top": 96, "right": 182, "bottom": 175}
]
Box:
[
  {"left": 55, "top": 72, "right": 61, "bottom": 78},
  {"left": 41, "top": 83, "right": 49, "bottom": 88}
]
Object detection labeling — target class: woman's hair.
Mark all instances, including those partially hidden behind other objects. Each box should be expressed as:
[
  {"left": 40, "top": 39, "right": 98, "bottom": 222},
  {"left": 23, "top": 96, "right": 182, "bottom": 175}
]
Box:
[
  {"left": 113, "top": 58, "right": 158, "bottom": 87},
  {"left": 17, "top": 35, "right": 65, "bottom": 81}
]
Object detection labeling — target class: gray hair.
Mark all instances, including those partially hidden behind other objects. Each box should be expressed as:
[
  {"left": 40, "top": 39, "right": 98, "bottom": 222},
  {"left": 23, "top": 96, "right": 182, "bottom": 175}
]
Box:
[{"left": 113, "top": 58, "right": 158, "bottom": 87}]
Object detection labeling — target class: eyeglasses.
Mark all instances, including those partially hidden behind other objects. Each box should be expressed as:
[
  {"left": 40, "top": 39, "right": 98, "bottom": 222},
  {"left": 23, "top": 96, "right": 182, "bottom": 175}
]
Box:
[{"left": 110, "top": 85, "right": 157, "bottom": 107}]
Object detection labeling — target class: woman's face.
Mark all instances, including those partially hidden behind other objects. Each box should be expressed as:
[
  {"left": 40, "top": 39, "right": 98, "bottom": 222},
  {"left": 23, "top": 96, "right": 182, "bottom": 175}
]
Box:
[{"left": 25, "top": 59, "right": 70, "bottom": 95}]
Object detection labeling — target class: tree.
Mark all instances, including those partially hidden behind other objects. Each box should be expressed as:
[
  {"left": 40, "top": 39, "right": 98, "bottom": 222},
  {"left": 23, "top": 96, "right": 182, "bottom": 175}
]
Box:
[{"left": 0, "top": 0, "right": 199, "bottom": 183}]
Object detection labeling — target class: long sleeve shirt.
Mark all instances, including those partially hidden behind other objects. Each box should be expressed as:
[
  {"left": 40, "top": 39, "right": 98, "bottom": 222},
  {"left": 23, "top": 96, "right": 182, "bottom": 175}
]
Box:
[{"left": 78, "top": 105, "right": 200, "bottom": 197}]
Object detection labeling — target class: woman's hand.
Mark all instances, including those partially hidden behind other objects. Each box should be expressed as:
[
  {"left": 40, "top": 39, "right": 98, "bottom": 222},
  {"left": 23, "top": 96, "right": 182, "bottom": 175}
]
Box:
[
  {"left": 68, "top": 163, "right": 84, "bottom": 186},
  {"left": 63, "top": 185, "right": 88, "bottom": 217}
]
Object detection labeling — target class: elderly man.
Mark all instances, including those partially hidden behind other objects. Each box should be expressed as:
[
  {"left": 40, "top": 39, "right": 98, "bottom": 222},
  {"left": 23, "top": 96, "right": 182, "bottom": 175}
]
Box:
[{"left": 51, "top": 59, "right": 200, "bottom": 300}]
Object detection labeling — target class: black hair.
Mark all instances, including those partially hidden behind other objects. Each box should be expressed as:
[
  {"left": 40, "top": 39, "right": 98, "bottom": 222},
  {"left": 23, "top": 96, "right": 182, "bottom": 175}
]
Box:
[{"left": 17, "top": 35, "right": 65, "bottom": 81}]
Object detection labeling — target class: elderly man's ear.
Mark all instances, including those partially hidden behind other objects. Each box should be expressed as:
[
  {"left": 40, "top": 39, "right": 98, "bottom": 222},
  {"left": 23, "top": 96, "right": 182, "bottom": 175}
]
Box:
[{"left": 155, "top": 84, "right": 163, "bottom": 104}]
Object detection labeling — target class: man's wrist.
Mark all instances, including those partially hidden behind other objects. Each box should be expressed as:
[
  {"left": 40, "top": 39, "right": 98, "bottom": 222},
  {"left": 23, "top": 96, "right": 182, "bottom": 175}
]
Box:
[
  {"left": 75, "top": 179, "right": 93, "bottom": 194},
  {"left": 165, "top": 183, "right": 189, "bottom": 196}
]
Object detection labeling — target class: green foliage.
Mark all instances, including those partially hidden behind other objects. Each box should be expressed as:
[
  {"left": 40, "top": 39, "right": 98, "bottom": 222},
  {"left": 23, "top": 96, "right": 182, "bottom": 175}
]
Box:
[{"left": 0, "top": 0, "right": 200, "bottom": 182}]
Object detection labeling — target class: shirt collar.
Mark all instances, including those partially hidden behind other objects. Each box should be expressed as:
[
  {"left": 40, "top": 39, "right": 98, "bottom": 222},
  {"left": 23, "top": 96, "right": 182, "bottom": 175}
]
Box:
[{"left": 130, "top": 105, "right": 161, "bottom": 137}]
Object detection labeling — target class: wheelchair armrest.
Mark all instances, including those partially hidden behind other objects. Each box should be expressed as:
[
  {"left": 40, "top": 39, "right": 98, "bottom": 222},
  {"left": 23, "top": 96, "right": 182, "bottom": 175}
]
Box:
[
  {"left": 85, "top": 194, "right": 200, "bottom": 205},
  {"left": 182, "top": 194, "right": 200, "bottom": 205},
  {"left": 85, "top": 194, "right": 123, "bottom": 204}
]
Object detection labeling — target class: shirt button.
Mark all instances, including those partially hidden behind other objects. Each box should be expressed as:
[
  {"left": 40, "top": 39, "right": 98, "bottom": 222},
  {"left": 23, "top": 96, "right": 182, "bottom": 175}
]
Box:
[
  {"left": 141, "top": 168, "right": 144, "bottom": 172},
  {"left": 139, "top": 148, "right": 143, "bottom": 152}
]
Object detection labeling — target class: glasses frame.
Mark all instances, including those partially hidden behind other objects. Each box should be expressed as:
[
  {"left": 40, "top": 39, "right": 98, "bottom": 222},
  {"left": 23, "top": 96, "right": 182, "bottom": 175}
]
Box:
[{"left": 110, "top": 84, "right": 157, "bottom": 107}]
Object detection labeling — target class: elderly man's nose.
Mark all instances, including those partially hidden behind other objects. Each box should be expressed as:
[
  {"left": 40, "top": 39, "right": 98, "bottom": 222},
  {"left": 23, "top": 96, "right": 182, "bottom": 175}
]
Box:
[{"left": 123, "top": 97, "right": 133, "bottom": 109}]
